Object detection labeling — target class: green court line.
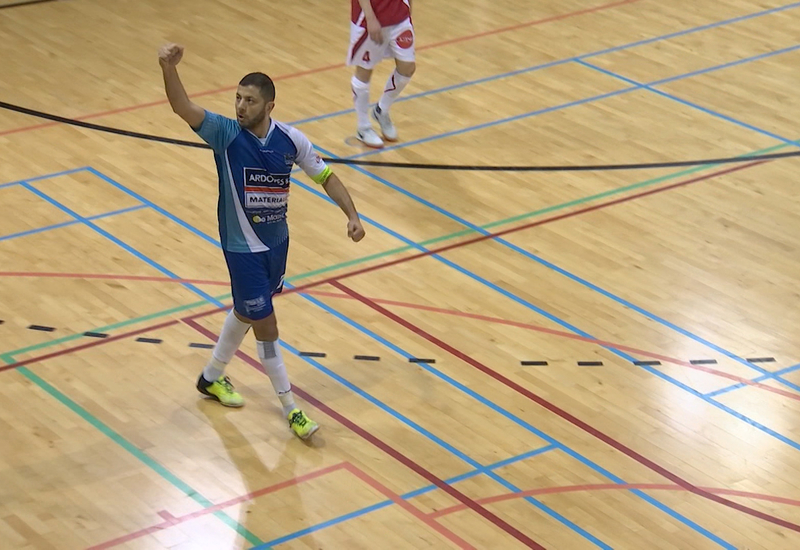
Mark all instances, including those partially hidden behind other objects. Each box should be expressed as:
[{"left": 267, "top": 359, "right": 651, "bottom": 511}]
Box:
[
  {"left": 10, "top": 365, "right": 267, "bottom": 547},
  {"left": 2, "top": 140, "right": 790, "bottom": 364}
]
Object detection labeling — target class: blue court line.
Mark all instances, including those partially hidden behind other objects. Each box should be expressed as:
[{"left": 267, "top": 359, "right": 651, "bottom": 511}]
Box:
[
  {"left": 286, "top": 1, "right": 800, "bottom": 128},
  {"left": 707, "top": 363, "right": 800, "bottom": 398},
  {"left": 576, "top": 56, "right": 799, "bottom": 145},
  {"left": 255, "top": 445, "right": 556, "bottom": 548},
  {"left": 0, "top": 204, "right": 147, "bottom": 243},
  {"left": 0, "top": 166, "right": 90, "bottom": 190},
  {"left": 85, "top": 167, "right": 223, "bottom": 248},
  {"left": 288, "top": 176, "right": 732, "bottom": 548},
  {"left": 345, "top": 43, "right": 800, "bottom": 160},
  {"left": 88, "top": 170, "right": 613, "bottom": 548},
  {"left": 20, "top": 182, "right": 221, "bottom": 306}
]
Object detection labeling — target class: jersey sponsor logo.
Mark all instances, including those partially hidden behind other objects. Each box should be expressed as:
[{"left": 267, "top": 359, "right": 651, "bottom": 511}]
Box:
[
  {"left": 245, "top": 167, "right": 290, "bottom": 188},
  {"left": 252, "top": 213, "right": 284, "bottom": 223},
  {"left": 244, "top": 167, "right": 290, "bottom": 211},
  {"left": 396, "top": 30, "right": 413, "bottom": 49}
]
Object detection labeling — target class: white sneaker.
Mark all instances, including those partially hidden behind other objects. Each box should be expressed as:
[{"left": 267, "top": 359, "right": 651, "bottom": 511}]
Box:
[
  {"left": 356, "top": 127, "right": 384, "bottom": 149},
  {"left": 371, "top": 105, "right": 398, "bottom": 142}
]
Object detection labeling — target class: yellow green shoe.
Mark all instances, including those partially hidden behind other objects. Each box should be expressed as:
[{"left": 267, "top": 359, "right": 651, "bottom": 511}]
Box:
[
  {"left": 196, "top": 374, "right": 244, "bottom": 408},
  {"left": 288, "top": 409, "right": 319, "bottom": 440}
]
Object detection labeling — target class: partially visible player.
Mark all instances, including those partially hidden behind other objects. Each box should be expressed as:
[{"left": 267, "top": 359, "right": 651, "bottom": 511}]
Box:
[
  {"left": 158, "top": 43, "right": 366, "bottom": 440},
  {"left": 347, "top": 0, "right": 416, "bottom": 148}
]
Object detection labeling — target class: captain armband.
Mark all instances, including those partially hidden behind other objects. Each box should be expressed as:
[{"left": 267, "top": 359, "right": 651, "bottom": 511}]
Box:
[{"left": 310, "top": 166, "right": 333, "bottom": 185}]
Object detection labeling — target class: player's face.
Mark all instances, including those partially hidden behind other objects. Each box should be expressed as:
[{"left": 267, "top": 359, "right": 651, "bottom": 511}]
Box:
[{"left": 235, "top": 85, "right": 274, "bottom": 129}]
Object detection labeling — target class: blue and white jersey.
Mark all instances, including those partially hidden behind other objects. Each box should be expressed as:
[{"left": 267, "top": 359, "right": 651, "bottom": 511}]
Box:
[{"left": 194, "top": 111, "right": 332, "bottom": 253}]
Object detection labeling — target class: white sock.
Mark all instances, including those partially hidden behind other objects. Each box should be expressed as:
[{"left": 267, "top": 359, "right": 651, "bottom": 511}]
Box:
[
  {"left": 202, "top": 310, "right": 251, "bottom": 382},
  {"left": 378, "top": 70, "right": 411, "bottom": 112},
  {"left": 351, "top": 75, "right": 372, "bottom": 130},
  {"left": 257, "top": 339, "right": 297, "bottom": 417}
]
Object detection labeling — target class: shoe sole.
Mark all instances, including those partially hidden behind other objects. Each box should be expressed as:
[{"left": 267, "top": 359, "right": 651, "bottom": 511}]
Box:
[
  {"left": 297, "top": 423, "right": 320, "bottom": 440},
  {"left": 357, "top": 136, "right": 384, "bottom": 149}
]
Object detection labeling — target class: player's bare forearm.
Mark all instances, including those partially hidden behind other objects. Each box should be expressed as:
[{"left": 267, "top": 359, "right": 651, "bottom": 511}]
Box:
[
  {"left": 323, "top": 173, "right": 358, "bottom": 219},
  {"left": 158, "top": 44, "right": 205, "bottom": 129},
  {"left": 322, "top": 173, "right": 366, "bottom": 241}
]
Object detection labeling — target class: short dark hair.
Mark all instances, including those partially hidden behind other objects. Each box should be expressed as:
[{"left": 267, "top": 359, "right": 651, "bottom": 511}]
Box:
[{"left": 239, "top": 72, "right": 275, "bottom": 101}]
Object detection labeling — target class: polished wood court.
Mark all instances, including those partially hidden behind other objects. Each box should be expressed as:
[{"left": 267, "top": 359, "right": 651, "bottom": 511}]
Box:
[{"left": 2, "top": 0, "right": 800, "bottom": 548}]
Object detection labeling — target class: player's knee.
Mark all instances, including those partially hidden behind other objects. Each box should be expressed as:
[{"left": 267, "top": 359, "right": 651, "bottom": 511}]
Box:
[
  {"left": 251, "top": 313, "right": 279, "bottom": 341},
  {"left": 396, "top": 61, "right": 415, "bottom": 78},
  {"left": 355, "top": 66, "right": 373, "bottom": 83}
]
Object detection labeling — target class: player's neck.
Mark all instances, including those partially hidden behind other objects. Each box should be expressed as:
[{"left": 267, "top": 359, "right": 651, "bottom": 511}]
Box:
[{"left": 250, "top": 117, "right": 272, "bottom": 139}]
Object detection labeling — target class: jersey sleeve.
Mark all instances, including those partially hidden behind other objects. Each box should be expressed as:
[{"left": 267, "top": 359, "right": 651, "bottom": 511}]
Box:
[
  {"left": 287, "top": 126, "right": 332, "bottom": 185},
  {"left": 193, "top": 111, "right": 241, "bottom": 153}
]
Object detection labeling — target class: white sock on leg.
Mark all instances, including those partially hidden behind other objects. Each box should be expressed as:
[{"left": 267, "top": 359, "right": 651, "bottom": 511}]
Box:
[
  {"left": 203, "top": 310, "right": 251, "bottom": 382},
  {"left": 351, "top": 75, "right": 372, "bottom": 130},
  {"left": 378, "top": 70, "right": 411, "bottom": 112},
  {"left": 257, "top": 339, "right": 297, "bottom": 417}
]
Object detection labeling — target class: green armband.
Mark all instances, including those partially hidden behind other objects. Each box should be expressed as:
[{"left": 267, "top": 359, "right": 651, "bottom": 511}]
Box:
[{"left": 311, "top": 166, "right": 333, "bottom": 185}]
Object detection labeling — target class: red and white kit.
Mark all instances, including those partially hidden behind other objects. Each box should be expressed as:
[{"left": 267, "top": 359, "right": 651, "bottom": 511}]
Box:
[{"left": 347, "top": 0, "right": 415, "bottom": 69}]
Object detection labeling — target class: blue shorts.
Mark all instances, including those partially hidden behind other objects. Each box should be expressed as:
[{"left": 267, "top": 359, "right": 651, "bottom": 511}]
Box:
[{"left": 223, "top": 239, "right": 289, "bottom": 320}]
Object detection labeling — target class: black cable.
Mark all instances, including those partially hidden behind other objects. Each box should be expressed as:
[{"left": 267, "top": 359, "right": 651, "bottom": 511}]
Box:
[{"left": 2, "top": 100, "right": 795, "bottom": 171}]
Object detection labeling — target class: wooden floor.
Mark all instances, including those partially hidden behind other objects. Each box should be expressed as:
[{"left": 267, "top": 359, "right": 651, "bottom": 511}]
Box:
[{"left": 2, "top": 0, "right": 800, "bottom": 548}]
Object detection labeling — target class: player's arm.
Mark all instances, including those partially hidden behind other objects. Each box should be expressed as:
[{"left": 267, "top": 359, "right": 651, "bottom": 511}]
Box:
[
  {"left": 289, "top": 126, "right": 366, "bottom": 242},
  {"left": 322, "top": 173, "right": 366, "bottom": 242},
  {"left": 158, "top": 43, "right": 205, "bottom": 130},
  {"left": 357, "top": 0, "right": 383, "bottom": 43}
]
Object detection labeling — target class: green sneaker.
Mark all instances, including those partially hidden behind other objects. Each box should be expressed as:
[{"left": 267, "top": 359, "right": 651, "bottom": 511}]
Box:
[
  {"left": 197, "top": 374, "right": 244, "bottom": 407},
  {"left": 288, "top": 408, "right": 319, "bottom": 440}
]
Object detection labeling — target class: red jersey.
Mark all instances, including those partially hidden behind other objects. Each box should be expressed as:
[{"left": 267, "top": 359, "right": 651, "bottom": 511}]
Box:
[{"left": 351, "top": 0, "right": 410, "bottom": 27}]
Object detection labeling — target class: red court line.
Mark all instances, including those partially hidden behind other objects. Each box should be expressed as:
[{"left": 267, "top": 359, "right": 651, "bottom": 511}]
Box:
[
  {"left": 0, "top": 0, "right": 640, "bottom": 137},
  {"left": 0, "top": 161, "right": 770, "bottom": 376},
  {"left": 184, "top": 318, "right": 543, "bottom": 549},
  {"left": 330, "top": 280, "right": 800, "bottom": 534},
  {"left": 418, "top": 0, "right": 641, "bottom": 50},
  {"left": 87, "top": 463, "right": 348, "bottom": 550},
  {"left": 428, "top": 482, "right": 800, "bottom": 520},
  {"left": 342, "top": 463, "right": 477, "bottom": 550}
]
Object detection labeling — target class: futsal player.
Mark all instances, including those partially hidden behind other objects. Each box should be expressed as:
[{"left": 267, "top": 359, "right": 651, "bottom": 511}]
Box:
[
  {"left": 348, "top": 0, "right": 416, "bottom": 148},
  {"left": 158, "top": 43, "right": 366, "bottom": 439}
]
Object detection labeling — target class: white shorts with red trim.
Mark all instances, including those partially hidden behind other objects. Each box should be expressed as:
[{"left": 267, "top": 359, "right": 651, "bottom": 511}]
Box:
[{"left": 346, "top": 18, "right": 415, "bottom": 69}]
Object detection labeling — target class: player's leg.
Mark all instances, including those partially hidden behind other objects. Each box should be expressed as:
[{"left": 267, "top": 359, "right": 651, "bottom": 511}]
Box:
[
  {"left": 347, "top": 22, "right": 386, "bottom": 148},
  {"left": 195, "top": 250, "right": 257, "bottom": 408},
  {"left": 373, "top": 20, "right": 416, "bottom": 141},
  {"left": 249, "top": 240, "right": 319, "bottom": 440}
]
